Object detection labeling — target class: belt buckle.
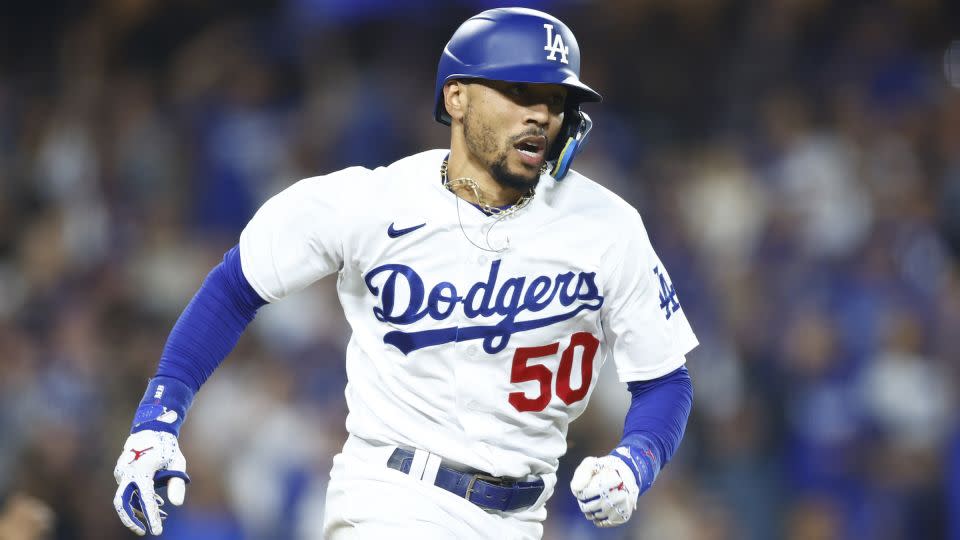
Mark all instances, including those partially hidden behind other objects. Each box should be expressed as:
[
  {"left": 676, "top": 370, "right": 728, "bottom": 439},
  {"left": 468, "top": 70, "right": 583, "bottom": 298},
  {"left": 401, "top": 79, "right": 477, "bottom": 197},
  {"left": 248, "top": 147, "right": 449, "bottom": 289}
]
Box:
[{"left": 464, "top": 473, "right": 508, "bottom": 501}]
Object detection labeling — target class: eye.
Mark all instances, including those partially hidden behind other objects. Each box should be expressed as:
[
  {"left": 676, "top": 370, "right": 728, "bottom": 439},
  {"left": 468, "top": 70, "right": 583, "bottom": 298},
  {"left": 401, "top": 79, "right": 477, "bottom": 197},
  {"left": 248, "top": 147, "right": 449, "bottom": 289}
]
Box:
[{"left": 508, "top": 84, "right": 526, "bottom": 97}]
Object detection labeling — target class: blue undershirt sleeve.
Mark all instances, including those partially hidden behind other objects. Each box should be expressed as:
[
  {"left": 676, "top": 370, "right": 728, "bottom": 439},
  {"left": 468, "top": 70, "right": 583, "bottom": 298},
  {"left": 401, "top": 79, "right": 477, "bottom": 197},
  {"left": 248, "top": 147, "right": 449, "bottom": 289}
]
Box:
[
  {"left": 609, "top": 365, "right": 693, "bottom": 496},
  {"left": 130, "top": 245, "right": 267, "bottom": 435}
]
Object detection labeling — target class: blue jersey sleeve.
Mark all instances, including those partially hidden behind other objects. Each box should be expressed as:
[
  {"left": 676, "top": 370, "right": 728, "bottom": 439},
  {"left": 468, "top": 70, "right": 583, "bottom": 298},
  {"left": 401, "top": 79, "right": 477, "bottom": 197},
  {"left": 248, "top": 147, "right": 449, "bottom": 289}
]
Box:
[
  {"left": 131, "top": 245, "right": 267, "bottom": 435},
  {"left": 609, "top": 365, "right": 693, "bottom": 495}
]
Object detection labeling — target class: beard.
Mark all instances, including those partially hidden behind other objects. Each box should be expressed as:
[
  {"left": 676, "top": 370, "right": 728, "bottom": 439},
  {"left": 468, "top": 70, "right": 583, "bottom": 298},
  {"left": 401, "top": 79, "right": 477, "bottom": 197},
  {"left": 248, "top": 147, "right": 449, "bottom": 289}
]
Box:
[{"left": 463, "top": 104, "right": 543, "bottom": 192}]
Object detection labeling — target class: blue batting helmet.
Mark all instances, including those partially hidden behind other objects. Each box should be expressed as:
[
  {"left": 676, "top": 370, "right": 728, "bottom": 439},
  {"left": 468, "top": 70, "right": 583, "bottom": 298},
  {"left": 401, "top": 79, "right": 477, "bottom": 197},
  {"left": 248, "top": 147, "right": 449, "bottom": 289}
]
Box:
[{"left": 434, "top": 7, "right": 602, "bottom": 179}]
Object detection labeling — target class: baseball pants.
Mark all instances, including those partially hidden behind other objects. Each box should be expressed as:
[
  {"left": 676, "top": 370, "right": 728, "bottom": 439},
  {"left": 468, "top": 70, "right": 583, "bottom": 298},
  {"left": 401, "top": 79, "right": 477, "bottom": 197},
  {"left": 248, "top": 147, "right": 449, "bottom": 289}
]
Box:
[{"left": 322, "top": 435, "right": 554, "bottom": 539}]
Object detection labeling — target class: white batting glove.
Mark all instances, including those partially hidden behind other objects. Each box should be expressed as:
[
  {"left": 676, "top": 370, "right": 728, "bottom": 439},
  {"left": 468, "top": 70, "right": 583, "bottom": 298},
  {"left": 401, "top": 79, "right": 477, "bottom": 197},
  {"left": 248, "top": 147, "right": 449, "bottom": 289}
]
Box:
[
  {"left": 113, "top": 430, "right": 189, "bottom": 536},
  {"left": 570, "top": 455, "right": 640, "bottom": 527}
]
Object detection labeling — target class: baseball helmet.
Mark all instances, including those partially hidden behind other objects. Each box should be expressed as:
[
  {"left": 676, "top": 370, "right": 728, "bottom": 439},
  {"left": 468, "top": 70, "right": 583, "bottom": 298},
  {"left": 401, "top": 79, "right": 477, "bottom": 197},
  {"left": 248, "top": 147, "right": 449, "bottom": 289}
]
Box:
[{"left": 434, "top": 7, "right": 602, "bottom": 180}]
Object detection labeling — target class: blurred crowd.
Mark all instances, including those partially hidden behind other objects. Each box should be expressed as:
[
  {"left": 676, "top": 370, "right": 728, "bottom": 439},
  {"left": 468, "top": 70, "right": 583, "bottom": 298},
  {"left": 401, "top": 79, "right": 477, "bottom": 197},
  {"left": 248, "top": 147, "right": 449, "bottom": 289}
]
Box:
[{"left": 1, "top": 0, "right": 959, "bottom": 539}]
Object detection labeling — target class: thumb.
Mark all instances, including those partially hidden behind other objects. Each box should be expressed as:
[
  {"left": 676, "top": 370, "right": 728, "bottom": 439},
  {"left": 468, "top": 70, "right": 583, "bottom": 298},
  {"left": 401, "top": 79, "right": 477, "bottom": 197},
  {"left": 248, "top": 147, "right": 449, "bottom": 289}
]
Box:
[
  {"left": 166, "top": 451, "right": 187, "bottom": 506},
  {"left": 570, "top": 456, "right": 600, "bottom": 493},
  {"left": 166, "top": 477, "right": 186, "bottom": 506}
]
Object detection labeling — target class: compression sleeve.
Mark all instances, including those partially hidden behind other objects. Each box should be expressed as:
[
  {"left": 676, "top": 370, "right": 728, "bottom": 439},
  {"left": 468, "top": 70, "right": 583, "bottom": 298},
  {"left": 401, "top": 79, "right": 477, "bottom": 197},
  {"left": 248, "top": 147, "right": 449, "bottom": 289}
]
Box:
[
  {"left": 609, "top": 365, "right": 693, "bottom": 496},
  {"left": 130, "top": 245, "right": 267, "bottom": 435}
]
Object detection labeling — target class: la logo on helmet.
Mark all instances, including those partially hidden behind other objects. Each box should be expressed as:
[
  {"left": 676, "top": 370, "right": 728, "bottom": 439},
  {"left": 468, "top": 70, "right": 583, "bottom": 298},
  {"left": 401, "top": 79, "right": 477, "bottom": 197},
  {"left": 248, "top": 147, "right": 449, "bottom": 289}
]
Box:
[{"left": 543, "top": 24, "right": 569, "bottom": 64}]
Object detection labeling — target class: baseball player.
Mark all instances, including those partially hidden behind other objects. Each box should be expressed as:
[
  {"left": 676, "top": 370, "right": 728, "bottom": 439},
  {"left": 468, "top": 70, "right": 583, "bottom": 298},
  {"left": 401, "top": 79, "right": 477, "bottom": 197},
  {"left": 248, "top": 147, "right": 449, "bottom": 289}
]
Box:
[{"left": 112, "top": 7, "right": 697, "bottom": 539}]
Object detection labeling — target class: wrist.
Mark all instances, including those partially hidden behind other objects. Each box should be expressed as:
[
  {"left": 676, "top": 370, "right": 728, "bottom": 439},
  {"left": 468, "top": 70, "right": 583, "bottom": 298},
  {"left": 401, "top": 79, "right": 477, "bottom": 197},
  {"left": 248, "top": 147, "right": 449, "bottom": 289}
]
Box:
[
  {"left": 610, "top": 434, "right": 661, "bottom": 496},
  {"left": 131, "top": 376, "right": 195, "bottom": 436}
]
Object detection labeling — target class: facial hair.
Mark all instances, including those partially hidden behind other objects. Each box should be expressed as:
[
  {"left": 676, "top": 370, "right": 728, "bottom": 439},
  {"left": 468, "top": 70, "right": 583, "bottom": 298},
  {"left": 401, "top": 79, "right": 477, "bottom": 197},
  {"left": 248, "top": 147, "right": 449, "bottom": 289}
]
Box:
[{"left": 463, "top": 103, "right": 542, "bottom": 192}]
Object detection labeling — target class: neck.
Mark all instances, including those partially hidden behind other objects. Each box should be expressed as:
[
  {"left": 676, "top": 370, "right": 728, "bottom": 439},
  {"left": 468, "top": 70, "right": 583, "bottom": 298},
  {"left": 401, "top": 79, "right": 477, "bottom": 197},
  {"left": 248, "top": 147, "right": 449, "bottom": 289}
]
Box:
[{"left": 445, "top": 148, "right": 526, "bottom": 208}]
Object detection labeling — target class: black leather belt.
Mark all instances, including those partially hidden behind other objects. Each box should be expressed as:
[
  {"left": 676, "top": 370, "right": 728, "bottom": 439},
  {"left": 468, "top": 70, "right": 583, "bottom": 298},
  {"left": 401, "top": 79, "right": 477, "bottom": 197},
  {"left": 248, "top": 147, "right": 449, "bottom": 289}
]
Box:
[{"left": 386, "top": 447, "right": 544, "bottom": 512}]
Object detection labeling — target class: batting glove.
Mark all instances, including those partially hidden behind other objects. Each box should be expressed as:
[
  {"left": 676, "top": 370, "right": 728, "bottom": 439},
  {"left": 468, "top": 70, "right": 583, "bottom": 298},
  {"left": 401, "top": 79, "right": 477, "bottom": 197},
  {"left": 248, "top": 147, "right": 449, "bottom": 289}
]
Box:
[
  {"left": 570, "top": 455, "right": 640, "bottom": 527},
  {"left": 112, "top": 430, "right": 190, "bottom": 536}
]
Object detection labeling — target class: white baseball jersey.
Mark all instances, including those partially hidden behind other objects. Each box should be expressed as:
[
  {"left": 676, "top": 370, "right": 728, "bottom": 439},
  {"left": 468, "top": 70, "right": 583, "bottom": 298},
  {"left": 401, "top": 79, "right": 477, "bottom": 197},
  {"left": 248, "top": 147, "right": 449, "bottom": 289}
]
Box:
[{"left": 239, "top": 148, "right": 698, "bottom": 479}]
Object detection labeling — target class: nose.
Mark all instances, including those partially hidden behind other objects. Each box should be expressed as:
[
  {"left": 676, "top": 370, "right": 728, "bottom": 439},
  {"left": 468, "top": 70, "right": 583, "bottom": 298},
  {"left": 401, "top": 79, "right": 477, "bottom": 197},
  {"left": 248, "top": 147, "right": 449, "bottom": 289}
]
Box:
[{"left": 524, "top": 102, "right": 551, "bottom": 127}]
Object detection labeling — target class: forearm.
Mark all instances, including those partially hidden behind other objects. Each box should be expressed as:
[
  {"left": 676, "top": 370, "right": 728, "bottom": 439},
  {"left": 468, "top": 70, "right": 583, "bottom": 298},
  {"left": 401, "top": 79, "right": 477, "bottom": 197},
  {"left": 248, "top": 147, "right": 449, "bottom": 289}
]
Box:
[
  {"left": 612, "top": 365, "right": 693, "bottom": 495},
  {"left": 132, "top": 245, "right": 267, "bottom": 435}
]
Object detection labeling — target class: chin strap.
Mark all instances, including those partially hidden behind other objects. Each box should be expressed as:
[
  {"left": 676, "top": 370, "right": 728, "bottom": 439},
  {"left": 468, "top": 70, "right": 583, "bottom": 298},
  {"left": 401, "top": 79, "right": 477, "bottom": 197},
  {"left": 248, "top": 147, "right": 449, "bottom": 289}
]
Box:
[{"left": 550, "top": 111, "right": 594, "bottom": 180}]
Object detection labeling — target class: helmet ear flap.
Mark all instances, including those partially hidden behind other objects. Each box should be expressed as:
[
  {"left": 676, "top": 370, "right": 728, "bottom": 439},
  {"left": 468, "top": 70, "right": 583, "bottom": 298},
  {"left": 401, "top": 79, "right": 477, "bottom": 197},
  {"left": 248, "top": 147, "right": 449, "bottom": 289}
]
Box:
[{"left": 548, "top": 109, "right": 593, "bottom": 180}]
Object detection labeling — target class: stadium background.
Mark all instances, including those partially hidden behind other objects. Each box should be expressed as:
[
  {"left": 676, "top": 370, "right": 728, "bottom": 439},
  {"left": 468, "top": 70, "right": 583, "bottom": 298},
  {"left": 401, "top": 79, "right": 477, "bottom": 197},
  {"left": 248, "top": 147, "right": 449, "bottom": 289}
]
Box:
[{"left": 1, "top": 0, "right": 959, "bottom": 538}]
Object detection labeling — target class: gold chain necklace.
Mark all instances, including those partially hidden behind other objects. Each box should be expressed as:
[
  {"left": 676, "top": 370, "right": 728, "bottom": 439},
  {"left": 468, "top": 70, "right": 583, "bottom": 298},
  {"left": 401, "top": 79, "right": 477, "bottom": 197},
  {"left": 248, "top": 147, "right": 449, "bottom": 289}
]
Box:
[{"left": 440, "top": 159, "right": 537, "bottom": 218}]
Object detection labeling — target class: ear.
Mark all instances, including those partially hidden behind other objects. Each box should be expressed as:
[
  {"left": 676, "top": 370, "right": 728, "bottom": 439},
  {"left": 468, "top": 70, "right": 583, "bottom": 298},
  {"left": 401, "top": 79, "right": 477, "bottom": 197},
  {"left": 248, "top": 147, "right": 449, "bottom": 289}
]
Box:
[{"left": 443, "top": 80, "right": 468, "bottom": 123}]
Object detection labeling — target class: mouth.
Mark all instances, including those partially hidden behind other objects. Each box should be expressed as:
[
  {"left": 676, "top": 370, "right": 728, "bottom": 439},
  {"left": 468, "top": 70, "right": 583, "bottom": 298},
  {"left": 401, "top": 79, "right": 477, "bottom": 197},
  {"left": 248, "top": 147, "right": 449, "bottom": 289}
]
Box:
[{"left": 512, "top": 135, "right": 547, "bottom": 167}]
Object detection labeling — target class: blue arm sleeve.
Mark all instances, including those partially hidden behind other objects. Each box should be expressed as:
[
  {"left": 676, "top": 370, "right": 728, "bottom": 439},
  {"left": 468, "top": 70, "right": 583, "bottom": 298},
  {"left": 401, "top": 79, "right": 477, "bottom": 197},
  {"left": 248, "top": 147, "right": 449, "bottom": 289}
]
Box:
[
  {"left": 131, "top": 245, "right": 267, "bottom": 435},
  {"left": 610, "top": 365, "right": 693, "bottom": 496}
]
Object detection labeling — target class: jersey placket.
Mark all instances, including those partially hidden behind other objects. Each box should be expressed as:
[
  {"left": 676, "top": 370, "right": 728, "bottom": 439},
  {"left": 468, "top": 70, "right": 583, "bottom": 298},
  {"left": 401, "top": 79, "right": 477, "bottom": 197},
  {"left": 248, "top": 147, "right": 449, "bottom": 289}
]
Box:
[{"left": 451, "top": 207, "right": 517, "bottom": 462}]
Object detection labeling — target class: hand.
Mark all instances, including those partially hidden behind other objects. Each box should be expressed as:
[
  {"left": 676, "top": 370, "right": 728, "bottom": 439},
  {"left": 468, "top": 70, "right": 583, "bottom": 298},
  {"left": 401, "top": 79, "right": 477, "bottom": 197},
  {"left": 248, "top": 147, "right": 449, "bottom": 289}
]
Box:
[
  {"left": 112, "top": 430, "right": 190, "bottom": 536},
  {"left": 569, "top": 455, "right": 639, "bottom": 527}
]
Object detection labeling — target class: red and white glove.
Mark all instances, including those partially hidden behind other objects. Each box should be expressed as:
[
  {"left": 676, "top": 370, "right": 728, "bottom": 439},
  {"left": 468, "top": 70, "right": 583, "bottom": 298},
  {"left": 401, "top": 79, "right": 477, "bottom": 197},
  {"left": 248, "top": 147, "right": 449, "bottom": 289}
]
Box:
[
  {"left": 570, "top": 455, "right": 640, "bottom": 527},
  {"left": 112, "top": 430, "right": 189, "bottom": 536}
]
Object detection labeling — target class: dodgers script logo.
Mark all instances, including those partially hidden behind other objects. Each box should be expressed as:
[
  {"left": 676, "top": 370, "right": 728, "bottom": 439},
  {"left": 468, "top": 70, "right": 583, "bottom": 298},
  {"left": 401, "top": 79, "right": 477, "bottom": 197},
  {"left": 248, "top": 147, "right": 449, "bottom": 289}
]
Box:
[{"left": 364, "top": 260, "right": 603, "bottom": 355}]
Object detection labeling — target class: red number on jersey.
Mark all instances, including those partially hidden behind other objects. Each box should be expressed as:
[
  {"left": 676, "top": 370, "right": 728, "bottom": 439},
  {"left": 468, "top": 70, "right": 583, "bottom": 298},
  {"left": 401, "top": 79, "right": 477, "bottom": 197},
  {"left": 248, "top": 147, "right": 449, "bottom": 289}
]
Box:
[
  {"left": 556, "top": 332, "right": 599, "bottom": 405},
  {"left": 508, "top": 343, "right": 560, "bottom": 412},
  {"left": 508, "top": 333, "right": 600, "bottom": 413}
]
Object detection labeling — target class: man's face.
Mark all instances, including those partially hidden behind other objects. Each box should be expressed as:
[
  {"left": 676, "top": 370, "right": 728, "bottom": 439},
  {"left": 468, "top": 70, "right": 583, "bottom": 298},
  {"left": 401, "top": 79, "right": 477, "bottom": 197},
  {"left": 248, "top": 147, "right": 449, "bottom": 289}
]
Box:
[{"left": 461, "top": 80, "right": 567, "bottom": 191}]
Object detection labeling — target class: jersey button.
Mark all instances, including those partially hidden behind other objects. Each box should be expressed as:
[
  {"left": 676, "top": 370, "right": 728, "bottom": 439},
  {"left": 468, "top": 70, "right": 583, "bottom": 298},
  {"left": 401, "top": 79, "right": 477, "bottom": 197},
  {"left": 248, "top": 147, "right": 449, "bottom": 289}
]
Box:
[{"left": 466, "top": 344, "right": 479, "bottom": 358}]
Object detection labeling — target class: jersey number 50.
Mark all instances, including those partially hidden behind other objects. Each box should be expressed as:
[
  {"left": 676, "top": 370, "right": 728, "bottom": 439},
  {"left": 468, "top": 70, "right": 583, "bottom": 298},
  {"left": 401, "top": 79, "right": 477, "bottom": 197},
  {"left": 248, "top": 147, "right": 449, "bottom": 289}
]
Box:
[{"left": 508, "top": 332, "right": 600, "bottom": 412}]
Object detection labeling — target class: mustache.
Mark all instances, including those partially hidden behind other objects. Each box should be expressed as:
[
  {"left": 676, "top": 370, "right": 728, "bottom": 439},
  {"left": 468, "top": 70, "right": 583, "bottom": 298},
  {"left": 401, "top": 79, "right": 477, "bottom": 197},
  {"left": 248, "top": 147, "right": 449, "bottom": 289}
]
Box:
[{"left": 509, "top": 128, "right": 547, "bottom": 144}]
